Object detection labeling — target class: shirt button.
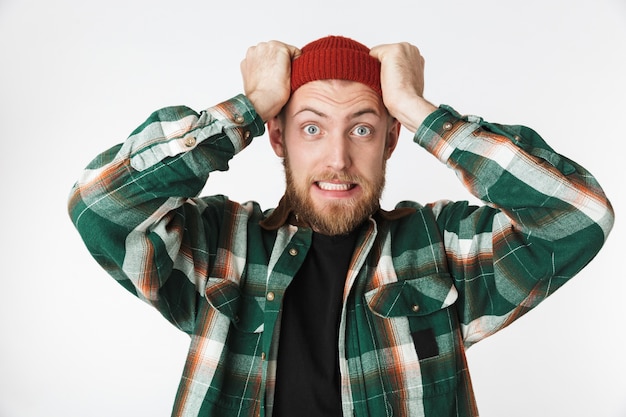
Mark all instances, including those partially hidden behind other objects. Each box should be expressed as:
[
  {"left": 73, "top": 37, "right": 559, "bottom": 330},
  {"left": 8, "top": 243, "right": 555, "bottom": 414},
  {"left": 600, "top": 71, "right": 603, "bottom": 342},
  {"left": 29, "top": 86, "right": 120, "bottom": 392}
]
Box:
[
  {"left": 442, "top": 122, "right": 453, "bottom": 131},
  {"left": 244, "top": 130, "right": 251, "bottom": 139},
  {"left": 233, "top": 114, "right": 245, "bottom": 124},
  {"left": 261, "top": 352, "right": 266, "bottom": 361},
  {"left": 411, "top": 304, "right": 420, "bottom": 312},
  {"left": 266, "top": 291, "right": 275, "bottom": 301},
  {"left": 184, "top": 136, "right": 196, "bottom": 147},
  {"left": 288, "top": 248, "right": 298, "bottom": 256}
]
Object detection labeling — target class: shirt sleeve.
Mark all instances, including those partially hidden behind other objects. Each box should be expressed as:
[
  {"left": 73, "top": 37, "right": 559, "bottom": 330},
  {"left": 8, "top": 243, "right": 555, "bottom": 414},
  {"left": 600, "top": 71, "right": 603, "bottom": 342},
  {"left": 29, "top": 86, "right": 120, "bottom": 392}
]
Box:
[
  {"left": 67, "top": 94, "right": 265, "bottom": 333},
  {"left": 415, "top": 105, "right": 614, "bottom": 347}
]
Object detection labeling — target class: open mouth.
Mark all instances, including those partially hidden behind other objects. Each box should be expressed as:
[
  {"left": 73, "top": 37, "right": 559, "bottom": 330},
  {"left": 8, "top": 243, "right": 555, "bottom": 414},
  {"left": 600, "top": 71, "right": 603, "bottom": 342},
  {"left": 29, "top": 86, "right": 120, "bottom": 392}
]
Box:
[{"left": 316, "top": 181, "right": 357, "bottom": 191}]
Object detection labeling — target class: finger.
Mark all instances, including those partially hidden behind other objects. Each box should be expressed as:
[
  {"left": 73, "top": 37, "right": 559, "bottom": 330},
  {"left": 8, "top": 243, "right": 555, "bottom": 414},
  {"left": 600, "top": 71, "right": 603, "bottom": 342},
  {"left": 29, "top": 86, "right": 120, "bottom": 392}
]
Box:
[
  {"left": 268, "top": 41, "right": 301, "bottom": 59},
  {"left": 288, "top": 45, "right": 302, "bottom": 60},
  {"left": 369, "top": 44, "right": 389, "bottom": 61}
]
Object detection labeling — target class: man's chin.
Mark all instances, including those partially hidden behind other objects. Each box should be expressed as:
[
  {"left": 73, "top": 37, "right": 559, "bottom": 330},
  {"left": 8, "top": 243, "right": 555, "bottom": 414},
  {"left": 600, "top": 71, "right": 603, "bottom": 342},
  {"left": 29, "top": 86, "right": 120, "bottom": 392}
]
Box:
[{"left": 307, "top": 203, "right": 373, "bottom": 236}]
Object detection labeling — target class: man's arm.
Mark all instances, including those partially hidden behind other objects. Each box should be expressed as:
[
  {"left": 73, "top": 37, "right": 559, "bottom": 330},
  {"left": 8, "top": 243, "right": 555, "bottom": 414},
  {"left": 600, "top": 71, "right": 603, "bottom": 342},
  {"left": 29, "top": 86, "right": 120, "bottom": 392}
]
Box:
[
  {"left": 372, "top": 42, "right": 615, "bottom": 344},
  {"left": 422, "top": 107, "right": 613, "bottom": 343},
  {"left": 68, "top": 96, "right": 265, "bottom": 332},
  {"left": 68, "top": 41, "right": 300, "bottom": 332}
]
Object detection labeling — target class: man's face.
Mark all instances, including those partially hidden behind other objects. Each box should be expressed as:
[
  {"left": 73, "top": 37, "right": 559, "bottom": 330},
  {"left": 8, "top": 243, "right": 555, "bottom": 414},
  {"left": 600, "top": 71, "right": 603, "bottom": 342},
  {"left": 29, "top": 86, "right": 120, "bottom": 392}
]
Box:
[{"left": 268, "top": 80, "right": 400, "bottom": 235}]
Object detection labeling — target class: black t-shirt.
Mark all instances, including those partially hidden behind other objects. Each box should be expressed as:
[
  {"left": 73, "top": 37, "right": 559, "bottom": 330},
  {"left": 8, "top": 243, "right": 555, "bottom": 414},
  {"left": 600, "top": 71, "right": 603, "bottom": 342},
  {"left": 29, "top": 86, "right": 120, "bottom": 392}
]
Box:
[{"left": 272, "top": 228, "right": 359, "bottom": 417}]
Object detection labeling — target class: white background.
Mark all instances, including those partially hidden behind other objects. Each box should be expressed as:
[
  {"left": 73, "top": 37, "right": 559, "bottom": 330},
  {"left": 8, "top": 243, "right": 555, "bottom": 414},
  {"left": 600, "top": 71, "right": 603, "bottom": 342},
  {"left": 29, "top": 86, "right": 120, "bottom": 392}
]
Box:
[{"left": 1, "top": 0, "right": 624, "bottom": 416}]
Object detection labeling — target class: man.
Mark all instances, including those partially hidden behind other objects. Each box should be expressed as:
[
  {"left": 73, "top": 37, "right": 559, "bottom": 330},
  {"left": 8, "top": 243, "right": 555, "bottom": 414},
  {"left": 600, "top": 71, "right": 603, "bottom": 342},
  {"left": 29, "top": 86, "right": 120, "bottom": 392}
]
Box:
[{"left": 68, "top": 36, "right": 614, "bottom": 416}]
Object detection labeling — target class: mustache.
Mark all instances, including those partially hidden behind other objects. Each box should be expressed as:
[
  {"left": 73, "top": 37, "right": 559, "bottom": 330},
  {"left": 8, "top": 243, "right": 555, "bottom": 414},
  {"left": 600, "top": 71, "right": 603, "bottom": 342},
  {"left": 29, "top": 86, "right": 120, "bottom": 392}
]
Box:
[{"left": 309, "top": 171, "right": 362, "bottom": 184}]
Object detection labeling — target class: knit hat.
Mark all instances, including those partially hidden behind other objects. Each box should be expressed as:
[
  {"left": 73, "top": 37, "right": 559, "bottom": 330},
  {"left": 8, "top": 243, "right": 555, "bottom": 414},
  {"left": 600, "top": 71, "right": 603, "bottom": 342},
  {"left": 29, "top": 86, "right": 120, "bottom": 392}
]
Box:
[{"left": 291, "top": 35, "right": 382, "bottom": 96}]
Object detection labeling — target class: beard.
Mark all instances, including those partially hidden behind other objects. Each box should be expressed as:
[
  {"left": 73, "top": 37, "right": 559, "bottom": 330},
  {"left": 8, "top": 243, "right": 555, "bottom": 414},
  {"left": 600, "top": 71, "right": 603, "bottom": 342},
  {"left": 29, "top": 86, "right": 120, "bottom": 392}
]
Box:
[{"left": 283, "top": 157, "right": 386, "bottom": 236}]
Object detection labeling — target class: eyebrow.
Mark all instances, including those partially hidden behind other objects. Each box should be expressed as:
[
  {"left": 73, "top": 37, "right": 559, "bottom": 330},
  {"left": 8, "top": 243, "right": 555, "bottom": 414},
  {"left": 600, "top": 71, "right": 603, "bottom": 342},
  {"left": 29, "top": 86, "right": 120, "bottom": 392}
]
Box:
[
  {"left": 292, "top": 106, "right": 381, "bottom": 119},
  {"left": 293, "top": 107, "right": 327, "bottom": 118}
]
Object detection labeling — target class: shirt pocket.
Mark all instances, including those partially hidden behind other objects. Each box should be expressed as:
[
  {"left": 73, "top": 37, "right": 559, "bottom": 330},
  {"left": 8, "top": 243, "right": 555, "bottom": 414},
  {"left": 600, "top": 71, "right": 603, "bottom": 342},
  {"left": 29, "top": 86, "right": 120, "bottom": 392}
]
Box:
[
  {"left": 365, "top": 272, "right": 458, "bottom": 318},
  {"left": 365, "top": 273, "right": 461, "bottom": 399},
  {"left": 201, "top": 277, "right": 264, "bottom": 413},
  {"left": 205, "top": 277, "right": 265, "bottom": 333}
]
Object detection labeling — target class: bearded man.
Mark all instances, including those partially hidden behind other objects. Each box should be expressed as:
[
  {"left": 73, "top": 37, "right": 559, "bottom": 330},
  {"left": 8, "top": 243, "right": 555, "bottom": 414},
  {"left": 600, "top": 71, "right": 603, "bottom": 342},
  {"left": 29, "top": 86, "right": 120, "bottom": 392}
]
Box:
[{"left": 68, "top": 35, "right": 614, "bottom": 417}]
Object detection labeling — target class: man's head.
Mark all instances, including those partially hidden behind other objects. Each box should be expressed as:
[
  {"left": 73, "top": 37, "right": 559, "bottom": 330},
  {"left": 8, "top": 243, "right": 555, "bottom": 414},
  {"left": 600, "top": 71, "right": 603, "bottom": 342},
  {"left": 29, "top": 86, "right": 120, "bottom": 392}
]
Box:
[{"left": 268, "top": 36, "right": 400, "bottom": 235}]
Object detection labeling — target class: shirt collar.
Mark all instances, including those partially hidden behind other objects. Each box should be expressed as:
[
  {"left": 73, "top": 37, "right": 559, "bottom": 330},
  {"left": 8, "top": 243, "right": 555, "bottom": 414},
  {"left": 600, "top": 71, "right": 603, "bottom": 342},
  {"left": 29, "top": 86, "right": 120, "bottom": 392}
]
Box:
[{"left": 259, "top": 195, "right": 416, "bottom": 231}]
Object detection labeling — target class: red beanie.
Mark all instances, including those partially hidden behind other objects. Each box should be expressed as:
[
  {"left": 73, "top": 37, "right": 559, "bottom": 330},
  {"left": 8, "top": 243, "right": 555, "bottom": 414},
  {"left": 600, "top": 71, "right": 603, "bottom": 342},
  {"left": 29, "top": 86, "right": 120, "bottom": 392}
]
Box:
[{"left": 291, "top": 35, "right": 382, "bottom": 96}]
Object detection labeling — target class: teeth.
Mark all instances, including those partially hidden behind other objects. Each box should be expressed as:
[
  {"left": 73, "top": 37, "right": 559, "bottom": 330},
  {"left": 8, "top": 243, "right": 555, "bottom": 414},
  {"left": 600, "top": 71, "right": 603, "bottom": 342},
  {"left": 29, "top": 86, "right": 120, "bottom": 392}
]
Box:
[{"left": 317, "top": 182, "right": 352, "bottom": 191}]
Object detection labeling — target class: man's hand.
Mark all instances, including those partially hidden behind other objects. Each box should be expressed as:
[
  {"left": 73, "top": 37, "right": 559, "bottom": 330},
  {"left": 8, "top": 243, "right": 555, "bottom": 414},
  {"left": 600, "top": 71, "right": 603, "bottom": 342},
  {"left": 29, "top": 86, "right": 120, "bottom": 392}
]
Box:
[
  {"left": 370, "top": 43, "right": 438, "bottom": 133},
  {"left": 241, "top": 41, "right": 301, "bottom": 122}
]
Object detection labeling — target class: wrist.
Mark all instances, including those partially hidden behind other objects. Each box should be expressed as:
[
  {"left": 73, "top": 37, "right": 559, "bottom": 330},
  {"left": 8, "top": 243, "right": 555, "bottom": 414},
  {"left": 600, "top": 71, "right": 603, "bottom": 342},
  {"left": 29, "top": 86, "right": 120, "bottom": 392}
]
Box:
[{"left": 391, "top": 97, "right": 438, "bottom": 133}]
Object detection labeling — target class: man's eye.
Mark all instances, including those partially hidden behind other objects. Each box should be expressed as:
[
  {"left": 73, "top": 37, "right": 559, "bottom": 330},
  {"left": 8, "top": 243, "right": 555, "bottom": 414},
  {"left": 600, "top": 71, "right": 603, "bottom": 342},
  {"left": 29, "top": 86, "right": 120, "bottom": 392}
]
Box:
[
  {"left": 353, "top": 125, "right": 371, "bottom": 136},
  {"left": 304, "top": 124, "right": 320, "bottom": 135}
]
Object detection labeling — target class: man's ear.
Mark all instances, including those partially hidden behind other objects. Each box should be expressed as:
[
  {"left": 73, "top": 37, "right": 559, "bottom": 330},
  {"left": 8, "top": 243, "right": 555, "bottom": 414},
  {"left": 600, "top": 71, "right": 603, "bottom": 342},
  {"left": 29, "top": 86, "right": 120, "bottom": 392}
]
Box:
[
  {"left": 385, "top": 119, "right": 401, "bottom": 160},
  {"left": 267, "top": 117, "right": 285, "bottom": 157}
]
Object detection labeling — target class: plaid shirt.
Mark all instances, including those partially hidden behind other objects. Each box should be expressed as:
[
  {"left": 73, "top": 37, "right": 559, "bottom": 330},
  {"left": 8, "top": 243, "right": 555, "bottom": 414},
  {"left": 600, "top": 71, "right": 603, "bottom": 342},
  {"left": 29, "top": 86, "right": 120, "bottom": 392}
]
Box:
[{"left": 68, "top": 94, "right": 614, "bottom": 417}]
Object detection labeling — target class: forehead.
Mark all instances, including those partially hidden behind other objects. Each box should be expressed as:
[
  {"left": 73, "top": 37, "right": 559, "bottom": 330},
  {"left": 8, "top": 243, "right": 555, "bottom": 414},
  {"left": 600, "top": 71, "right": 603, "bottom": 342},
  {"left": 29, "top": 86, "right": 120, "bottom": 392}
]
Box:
[{"left": 285, "top": 79, "right": 388, "bottom": 120}]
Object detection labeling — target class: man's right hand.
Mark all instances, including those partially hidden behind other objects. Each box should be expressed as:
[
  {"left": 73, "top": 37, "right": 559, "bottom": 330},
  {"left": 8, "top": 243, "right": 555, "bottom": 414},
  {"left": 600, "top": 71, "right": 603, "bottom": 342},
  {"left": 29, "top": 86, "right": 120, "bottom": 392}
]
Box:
[{"left": 241, "top": 41, "right": 301, "bottom": 122}]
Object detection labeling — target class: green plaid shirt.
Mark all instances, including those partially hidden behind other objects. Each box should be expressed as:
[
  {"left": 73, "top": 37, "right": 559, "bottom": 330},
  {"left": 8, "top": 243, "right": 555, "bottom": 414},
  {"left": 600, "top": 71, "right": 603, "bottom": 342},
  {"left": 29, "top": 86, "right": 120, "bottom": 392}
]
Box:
[{"left": 68, "top": 95, "right": 614, "bottom": 417}]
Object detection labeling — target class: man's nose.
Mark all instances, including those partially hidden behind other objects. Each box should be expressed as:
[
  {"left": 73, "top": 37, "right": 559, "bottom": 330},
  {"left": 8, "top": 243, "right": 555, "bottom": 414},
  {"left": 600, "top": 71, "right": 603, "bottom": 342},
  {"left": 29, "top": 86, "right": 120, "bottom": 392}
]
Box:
[{"left": 325, "top": 134, "right": 352, "bottom": 171}]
